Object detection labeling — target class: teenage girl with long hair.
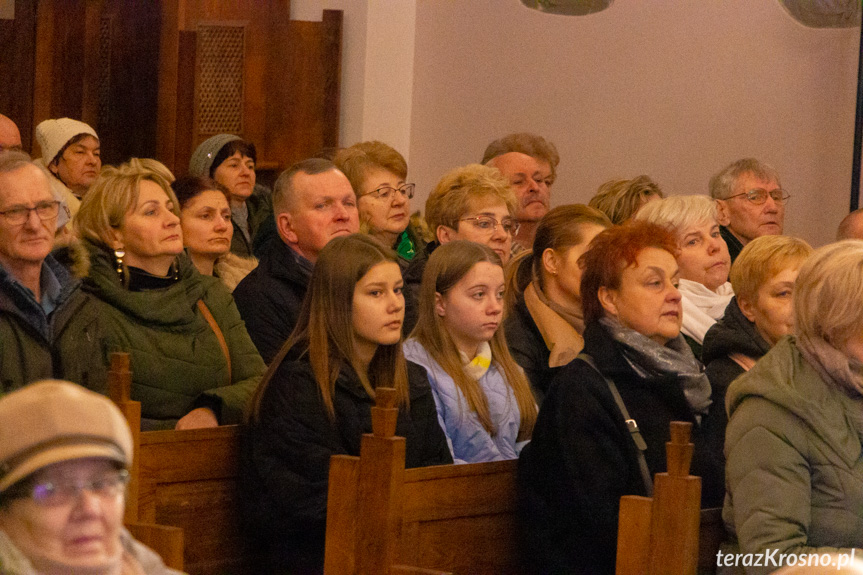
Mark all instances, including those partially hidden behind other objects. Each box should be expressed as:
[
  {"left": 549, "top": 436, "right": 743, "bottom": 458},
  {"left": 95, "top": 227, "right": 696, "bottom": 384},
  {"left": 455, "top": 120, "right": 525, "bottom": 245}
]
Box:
[
  {"left": 404, "top": 240, "right": 537, "bottom": 463},
  {"left": 244, "top": 233, "right": 451, "bottom": 574}
]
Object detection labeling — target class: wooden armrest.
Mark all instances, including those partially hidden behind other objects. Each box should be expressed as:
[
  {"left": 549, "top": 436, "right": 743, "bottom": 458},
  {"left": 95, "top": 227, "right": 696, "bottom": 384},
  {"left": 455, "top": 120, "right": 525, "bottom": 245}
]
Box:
[{"left": 126, "top": 522, "right": 184, "bottom": 571}]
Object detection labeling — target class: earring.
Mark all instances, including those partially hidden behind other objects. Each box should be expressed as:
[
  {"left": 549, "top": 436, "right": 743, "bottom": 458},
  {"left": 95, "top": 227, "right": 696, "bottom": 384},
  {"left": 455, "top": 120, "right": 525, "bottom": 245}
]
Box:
[
  {"left": 113, "top": 249, "right": 125, "bottom": 279},
  {"left": 171, "top": 260, "right": 179, "bottom": 280}
]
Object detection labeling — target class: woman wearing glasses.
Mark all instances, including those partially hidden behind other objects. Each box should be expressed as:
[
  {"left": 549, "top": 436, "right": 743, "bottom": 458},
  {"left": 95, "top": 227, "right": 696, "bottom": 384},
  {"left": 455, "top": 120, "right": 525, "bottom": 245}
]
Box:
[
  {"left": 0, "top": 381, "right": 184, "bottom": 575},
  {"left": 334, "top": 141, "right": 427, "bottom": 266},
  {"left": 402, "top": 164, "right": 519, "bottom": 332}
]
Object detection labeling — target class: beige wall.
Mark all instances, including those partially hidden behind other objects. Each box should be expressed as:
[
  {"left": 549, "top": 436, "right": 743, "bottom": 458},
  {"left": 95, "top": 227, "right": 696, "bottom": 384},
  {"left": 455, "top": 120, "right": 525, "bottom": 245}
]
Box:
[
  {"left": 408, "top": 0, "right": 860, "bottom": 247},
  {"left": 294, "top": 0, "right": 860, "bottom": 247}
]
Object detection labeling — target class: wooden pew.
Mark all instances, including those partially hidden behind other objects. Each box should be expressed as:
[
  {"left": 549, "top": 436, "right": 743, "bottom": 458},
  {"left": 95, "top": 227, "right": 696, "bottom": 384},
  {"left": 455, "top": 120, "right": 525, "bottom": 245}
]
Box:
[
  {"left": 323, "top": 388, "right": 520, "bottom": 575},
  {"left": 616, "top": 422, "right": 726, "bottom": 575},
  {"left": 108, "top": 353, "right": 259, "bottom": 575},
  {"left": 323, "top": 388, "right": 726, "bottom": 575}
]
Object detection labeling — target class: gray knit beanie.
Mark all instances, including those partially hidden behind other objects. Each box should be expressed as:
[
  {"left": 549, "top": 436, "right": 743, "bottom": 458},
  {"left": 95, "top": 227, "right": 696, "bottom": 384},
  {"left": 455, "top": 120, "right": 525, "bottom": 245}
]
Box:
[
  {"left": 35, "top": 118, "right": 99, "bottom": 165},
  {"left": 189, "top": 134, "right": 242, "bottom": 177}
]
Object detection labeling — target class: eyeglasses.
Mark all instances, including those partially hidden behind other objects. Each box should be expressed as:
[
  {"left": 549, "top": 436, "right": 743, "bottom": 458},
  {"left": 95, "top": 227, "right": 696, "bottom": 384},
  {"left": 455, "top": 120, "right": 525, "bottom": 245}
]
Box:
[
  {"left": 363, "top": 183, "right": 415, "bottom": 202},
  {"left": 0, "top": 201, "right": 62, "bottom": 225},
  {"left": 726, "top": 188, "right": 790, "bottom": 205},
  {"left": 16, "top": 469, "right": 130, "bottom": 507},
  {"left": 459, "top": 215, "right": 520, "bottom": 236}
]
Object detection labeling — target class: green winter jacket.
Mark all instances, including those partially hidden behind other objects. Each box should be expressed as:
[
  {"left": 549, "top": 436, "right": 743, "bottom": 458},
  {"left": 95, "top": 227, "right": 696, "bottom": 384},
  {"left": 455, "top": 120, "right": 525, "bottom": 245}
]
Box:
[
  {"left": 0, "top": 255, "right": 107, "bottom": 395},
  {"left": 723, "top": 336, "right": 863, "bottom": 574},
  {"left": 82, "top": 242, "right": 266, "bottom": 430}
]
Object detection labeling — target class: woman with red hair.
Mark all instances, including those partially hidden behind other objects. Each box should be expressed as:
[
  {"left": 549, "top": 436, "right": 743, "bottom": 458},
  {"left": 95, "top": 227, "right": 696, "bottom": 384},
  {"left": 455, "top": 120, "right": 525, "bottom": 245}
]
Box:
[{"left": 518, "top": 221, "right": 724, "bottom": 575}]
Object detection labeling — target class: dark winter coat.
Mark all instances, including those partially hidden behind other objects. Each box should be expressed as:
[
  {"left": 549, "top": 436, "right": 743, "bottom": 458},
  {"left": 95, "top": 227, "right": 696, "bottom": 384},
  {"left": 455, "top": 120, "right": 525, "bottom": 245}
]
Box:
[
  {"left": 702, "top": 297, "right": 771, "bottom": 462},
  {"left": 233, "top": 239, "right": 312, "bottom": 364},
  {"left": 244, "top": 356, "right": 452, "bottom": 573},
  {"left": 0, "top": 256, "right": 107, "bottom": 394},
  {"left": 503, "top": 295, "right": 559, "bottom": 404},
  {"left": 517, "top": 321, "right": 724, "bottom": 575},
  {"left": 402, "top": 241, "right": 438, "bottom": 334},
  {"left": 231, "top": 183, "right": 275, "bottom": 258},
  {"left": 82, "top": 242, "right": 265, "bottom": 430}
]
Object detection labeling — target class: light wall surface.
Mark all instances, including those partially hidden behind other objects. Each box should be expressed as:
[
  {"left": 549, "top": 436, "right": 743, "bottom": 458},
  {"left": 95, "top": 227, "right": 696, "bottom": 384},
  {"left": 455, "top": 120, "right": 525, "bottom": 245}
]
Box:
[
  {"left": 297, "top": 0, "right": 861, "bottom": 247},
  {"left": 408, "top": 0, "right": 859, "bottom": 247}
]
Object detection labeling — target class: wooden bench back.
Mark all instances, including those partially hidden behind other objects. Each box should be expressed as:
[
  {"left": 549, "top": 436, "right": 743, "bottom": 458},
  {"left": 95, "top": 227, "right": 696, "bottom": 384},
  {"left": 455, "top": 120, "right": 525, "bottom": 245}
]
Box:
[
  {"left": 324, "top": 388, "right": 725, "bottom": 575},
  {"left": 108, "top": 353, "right": 258, "bottom": 575},
  {"left": 323, "top": 387, "right": 520, "bottom": 575}
]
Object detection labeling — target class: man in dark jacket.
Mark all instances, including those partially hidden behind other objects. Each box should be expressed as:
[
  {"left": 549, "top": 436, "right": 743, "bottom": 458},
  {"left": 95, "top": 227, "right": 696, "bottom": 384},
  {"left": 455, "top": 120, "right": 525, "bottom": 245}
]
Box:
[
  {"left": 0, "top": 151, "right": 106, "bottom": 393},
  {"left": 234, "top": 158, "right": 359, "bottom": 363}
]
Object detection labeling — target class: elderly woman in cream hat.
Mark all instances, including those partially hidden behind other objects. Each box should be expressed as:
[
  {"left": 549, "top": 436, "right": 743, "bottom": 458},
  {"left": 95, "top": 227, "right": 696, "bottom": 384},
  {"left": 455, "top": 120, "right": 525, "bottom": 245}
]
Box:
[
  {"left": 0, "top": 381, "right": 184, "bottom": 575},
  {"left": 34, "top": 118, "right": 101, "bottom": 219}
]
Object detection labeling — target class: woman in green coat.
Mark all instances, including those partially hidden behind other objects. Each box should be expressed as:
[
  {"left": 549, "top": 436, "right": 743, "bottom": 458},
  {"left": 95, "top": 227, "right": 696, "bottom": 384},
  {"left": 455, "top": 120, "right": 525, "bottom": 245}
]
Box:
[
  {"left": 723, "top": 240, "right": 863, "bottom": 575},
  {"left": 75, "top": 158, "right": 265, "bottom": 430}
]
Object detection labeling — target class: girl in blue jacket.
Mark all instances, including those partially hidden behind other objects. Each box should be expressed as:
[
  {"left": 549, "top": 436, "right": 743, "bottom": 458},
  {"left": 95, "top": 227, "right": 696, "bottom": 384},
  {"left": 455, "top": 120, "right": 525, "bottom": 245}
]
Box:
[{"left": 404, "top": 240, "right": 537, "bottom": 463}]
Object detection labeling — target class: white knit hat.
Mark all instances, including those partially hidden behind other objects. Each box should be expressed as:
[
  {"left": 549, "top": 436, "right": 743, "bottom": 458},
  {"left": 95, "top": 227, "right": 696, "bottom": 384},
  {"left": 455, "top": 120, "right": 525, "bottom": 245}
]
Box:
[{"left": 35, "top": 118, "right": 99, "bottom": 165}]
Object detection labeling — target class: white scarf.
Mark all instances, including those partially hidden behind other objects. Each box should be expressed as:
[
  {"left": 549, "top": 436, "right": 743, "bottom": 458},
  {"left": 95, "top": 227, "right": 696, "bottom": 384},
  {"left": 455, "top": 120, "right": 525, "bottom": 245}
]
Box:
[
  {"left": 461, "top": 341, "right": 492, "bottom": 380},
  {"left": 678, "top": 279, "right": 734, "bottom": 344}
]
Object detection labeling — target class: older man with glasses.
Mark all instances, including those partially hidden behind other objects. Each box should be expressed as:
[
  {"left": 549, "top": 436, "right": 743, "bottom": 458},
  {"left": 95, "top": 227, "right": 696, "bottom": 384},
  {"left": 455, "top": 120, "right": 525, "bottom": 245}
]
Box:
[
  {"left": 709, "top": 158, "right": 790, "bottom": 263},
  {"left": 0, "top": 151, "right": 106, "bottom": 394}
]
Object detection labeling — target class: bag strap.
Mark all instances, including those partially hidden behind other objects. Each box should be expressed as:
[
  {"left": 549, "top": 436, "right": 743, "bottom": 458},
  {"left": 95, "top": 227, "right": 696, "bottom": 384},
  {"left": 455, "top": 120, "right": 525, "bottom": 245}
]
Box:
[
  {"left": 578, "top": 353, "right": 654, "bottom": 496},
  {"left": 197, "top": 300, "right": 231, "bottom": 385}
]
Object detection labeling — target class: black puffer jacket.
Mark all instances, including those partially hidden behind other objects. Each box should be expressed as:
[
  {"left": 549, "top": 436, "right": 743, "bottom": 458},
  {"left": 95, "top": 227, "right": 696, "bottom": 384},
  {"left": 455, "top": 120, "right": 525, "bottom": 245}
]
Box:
[
  {"left": 701, "top": 297, "right": 772, "bottom": 477},
  {"left": 244, "top": 356, "right": 452, "bottom": 574},
  {"left": 518, "top": 321, "right": 724, "bottom": 575},
  {"left": 233, "top": 239, "right": 312, "bottom": 364}
]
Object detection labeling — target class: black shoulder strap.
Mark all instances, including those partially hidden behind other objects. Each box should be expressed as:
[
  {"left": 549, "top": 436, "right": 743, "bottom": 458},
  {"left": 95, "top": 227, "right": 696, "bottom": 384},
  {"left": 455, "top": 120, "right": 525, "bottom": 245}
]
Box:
[{"left": 577, "top": 353, "right": 654, "bottom": 496}]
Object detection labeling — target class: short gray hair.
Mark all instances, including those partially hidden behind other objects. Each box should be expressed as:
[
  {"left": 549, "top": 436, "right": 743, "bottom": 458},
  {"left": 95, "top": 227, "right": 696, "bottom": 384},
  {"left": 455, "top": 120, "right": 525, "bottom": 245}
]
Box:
[
  {"left": 273, "top": 158, "right": 338, "bottom": 214},
  {"left": 633, "top": 194, "right": 718, "bottom": 238},
  {"left": 0, "top": 150, "right": 34, "bottom": 174},
  {"left": 709, "top": 158, "right": 781, "bottom": 200}
]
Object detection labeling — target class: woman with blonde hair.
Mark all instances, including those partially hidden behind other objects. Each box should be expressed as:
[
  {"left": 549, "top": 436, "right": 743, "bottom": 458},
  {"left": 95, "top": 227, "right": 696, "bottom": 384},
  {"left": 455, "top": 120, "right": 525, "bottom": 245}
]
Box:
[
  {"left": 635, "top": 195, "right": 733, "bottom": 359},
  {"left": 723, "top": 240, "right": 863, "bottom": 574},
  {"left": 404, "top": 240, "right": 537, "bottom": 463},
  {"left": 75, "top": 158, "right": 265, "bottom": 430},
  {"left": 504, "top": 204, "right": 611, "bottom": 402},
  {"left": 245, "top": 233, "right": 450, "bottom": 573},
  {"left": 702, "top": 235, "right": 812, "bottom": 441},
  {"left": 588, "top": 174, "right": 664, "bottom": 224}
]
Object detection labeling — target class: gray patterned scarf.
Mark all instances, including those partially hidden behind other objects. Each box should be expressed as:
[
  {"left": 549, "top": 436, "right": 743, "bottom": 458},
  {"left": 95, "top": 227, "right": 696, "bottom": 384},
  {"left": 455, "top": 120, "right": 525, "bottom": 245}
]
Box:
[{"left": 600, "top": 316, "right": 712, "bottom": 417}]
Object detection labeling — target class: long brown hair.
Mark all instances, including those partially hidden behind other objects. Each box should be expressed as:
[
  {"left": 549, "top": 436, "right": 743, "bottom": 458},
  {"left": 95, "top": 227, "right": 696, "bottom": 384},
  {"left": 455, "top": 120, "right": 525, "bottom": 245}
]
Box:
[
  {"left": 411, "top": 241, "right": 537, "bottom": 440},
  {"left": 504, "top": 204, "right": 611, "bottom": 314},
  {"left": 249, "top": 234, "right": 409, "bottom": 422}
]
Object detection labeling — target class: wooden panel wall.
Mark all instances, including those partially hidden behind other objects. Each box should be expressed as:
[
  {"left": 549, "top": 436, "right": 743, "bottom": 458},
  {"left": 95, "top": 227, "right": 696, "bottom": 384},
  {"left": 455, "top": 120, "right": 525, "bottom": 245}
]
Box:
[
  {"left": 159, "top": 0, "right": 342, "bottom": 177},
  {"left": 1, "top": 0, "right": 342, "bottom": 175},
  {"left": 0, "top": 0, "right": 37, "bottom": 152}
]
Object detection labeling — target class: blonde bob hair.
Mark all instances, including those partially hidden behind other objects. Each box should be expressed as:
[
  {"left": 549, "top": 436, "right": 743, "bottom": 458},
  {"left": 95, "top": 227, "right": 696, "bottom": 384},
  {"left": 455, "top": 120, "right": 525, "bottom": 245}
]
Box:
[
  {"left": 633, "top": 195, "right": 718, "bottom": 237},
  {"left": 411, "top": 240, "right": 536, "bottom": 440},
  {"left": 75, "top": 158, "right": 179, "bottom": 250},
  {"left": 793, "top": 240, "right": 863, "bottom": 351},
  {"left": 730, "top": 235, "right": 812, "bottom": 304},
  {"left": 425, "top": 164, "right": 516, "bottom": 234}
]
